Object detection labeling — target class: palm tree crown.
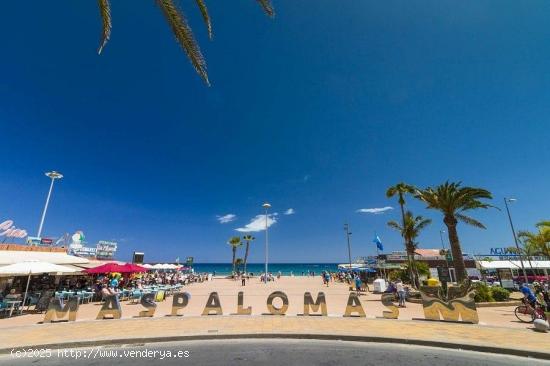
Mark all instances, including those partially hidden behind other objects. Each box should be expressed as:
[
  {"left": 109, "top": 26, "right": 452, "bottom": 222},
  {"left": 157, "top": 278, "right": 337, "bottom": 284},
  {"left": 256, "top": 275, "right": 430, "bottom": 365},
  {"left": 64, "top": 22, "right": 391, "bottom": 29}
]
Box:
[
  {"left": 415, "top": 181, "right": 494, "bottom": 282},
  {"left": 228, "top": 236, "right": 242, "bottom": 274},
  {"left": 518, "top": 220, "right": 550, "bottom": 258},
  {"left": 96, "top": 0, "right": 275, "bottom": 84},
  {"left": 386, "top": 183, "right": 416, "bottom": 206},
  {"left": 387, "top": 211, "right": 431, "bottom": 252}
]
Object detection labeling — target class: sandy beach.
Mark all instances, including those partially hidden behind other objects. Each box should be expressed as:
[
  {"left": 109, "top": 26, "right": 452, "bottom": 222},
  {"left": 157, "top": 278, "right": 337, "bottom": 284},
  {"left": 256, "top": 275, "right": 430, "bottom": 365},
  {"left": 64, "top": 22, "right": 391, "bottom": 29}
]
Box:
[{"left": 0, "top": 277, "right": 527, "bottom": 329}]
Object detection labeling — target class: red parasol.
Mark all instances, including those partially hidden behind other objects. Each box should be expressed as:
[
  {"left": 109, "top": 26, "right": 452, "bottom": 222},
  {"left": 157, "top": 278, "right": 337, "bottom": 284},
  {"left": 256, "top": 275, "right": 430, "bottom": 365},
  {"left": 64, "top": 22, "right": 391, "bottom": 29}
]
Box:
[
  {"left": 85, "top": 262, "right": 146, "bottom": 274},
  {"left": 120, "top": 263, "right": 148, "bottom": 273}
]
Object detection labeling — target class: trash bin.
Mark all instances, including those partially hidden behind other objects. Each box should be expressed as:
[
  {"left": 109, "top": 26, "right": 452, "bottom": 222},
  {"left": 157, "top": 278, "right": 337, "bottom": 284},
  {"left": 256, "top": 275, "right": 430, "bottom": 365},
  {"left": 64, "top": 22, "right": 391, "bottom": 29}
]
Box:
[
  {"left": 373, "top": 278, "right": 387, "bottom": 293},
  {"left": 427, "top": 278, "right": 440, "bottom": 287}
]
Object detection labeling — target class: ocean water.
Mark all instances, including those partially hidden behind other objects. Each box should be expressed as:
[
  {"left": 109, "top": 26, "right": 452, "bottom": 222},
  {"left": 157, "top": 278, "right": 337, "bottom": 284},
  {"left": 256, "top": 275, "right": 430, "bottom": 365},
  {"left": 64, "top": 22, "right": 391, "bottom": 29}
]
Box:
[{"left": 192, "top": 263, "right": 339, "bottom": 276}]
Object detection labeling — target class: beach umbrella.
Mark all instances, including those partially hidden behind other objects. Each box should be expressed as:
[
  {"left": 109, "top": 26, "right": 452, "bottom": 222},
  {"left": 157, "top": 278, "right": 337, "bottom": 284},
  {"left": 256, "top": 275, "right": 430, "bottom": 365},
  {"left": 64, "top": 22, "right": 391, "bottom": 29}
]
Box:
[
  {"left": 0, "top": 261, "right": 77, "bottom": 313},
  {"left": 85, "top": 262, "right": 139, "bottom": 274},
  {"left": 120, "top": 263, "right": 148, "bottom": 273},
  {"left": 142, "top": 264, "right": 153, "bottom": 269}
]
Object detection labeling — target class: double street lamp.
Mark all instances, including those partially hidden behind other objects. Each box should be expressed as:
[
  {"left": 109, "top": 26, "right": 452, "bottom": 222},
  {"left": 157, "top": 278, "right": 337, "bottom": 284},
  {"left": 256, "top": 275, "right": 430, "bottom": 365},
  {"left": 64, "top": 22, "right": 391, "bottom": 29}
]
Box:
[
  {"left": 503, "top": 197, "right": 528, "bottom": 284},
  {"left": 344, "top": 224, "right": 352, "bottom": 271},
  {"left": 37, "top": 171, "right": 63, "bottom": 238}
]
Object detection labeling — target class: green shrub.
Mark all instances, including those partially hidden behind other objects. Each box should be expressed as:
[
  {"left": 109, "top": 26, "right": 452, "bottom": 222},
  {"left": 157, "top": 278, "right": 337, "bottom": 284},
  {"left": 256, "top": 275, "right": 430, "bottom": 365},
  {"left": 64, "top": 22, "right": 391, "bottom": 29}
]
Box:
[
  {"left": 474, "top": 282, "right": 494, "bottom": 302},
  {"left": 490, "top": 287, "right": 510, "bottom": 302}
]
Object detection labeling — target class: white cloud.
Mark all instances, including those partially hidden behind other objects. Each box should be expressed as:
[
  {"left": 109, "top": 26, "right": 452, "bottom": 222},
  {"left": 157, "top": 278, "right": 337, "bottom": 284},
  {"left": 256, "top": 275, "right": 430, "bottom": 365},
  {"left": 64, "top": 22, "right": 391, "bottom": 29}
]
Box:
[
  {"left": 284, "top": 208, "right": 295, "bottom": 215},
  {"left": 235, "top": 214, "right": 277, "bottom": 232},
  {"left": 356, "top": 206, "right": 394, "bottom": 214},
  {"left": 217, "top": 214, "right": 237, "bottom": 224}
]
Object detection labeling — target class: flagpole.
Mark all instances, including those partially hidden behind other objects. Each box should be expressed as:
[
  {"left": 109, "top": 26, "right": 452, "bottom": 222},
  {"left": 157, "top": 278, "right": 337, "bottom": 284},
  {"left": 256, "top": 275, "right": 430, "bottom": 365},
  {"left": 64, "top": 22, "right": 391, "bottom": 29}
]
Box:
[{"left": 376, "top": 246, "right": 380, "bottom": 278}]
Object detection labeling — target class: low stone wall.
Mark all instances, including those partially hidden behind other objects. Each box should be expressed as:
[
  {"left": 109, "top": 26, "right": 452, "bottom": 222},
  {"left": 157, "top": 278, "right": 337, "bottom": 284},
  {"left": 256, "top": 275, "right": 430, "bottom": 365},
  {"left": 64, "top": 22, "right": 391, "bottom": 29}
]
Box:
[{"left": 407, "top": 297, "right": 521, "bottom": 307}]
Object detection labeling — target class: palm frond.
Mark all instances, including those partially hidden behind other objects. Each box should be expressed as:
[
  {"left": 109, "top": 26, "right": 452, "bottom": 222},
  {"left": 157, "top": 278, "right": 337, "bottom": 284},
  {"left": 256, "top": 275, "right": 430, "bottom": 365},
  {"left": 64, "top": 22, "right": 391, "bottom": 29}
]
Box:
[
  {"left": 387, "top": 221, "right": 402, "bottom": 231},
  {"left": 256, "top": 0, "right": 275, "bottom": 17},
  {"left": 97, "top": 0, "right": 112, "bottom": 55},
  {"left": 156, "top": 0, "right": 210, "bottom": 85},
  {"left": 456, "top": 213, "right": 486, "bottom": 229},
  {"left": 195, "top": 0, "right": 213, "bottom": 39}
]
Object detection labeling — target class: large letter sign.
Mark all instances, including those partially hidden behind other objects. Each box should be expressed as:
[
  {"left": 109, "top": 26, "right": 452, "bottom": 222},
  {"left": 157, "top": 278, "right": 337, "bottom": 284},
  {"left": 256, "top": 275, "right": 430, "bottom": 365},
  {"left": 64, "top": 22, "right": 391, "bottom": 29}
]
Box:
[
  {"left": 266, "top": 291, "right": 289, "bottom": 316},
  {"left": 420, "top": 282, "right": 479, "bottom": 324},
  {"left": 170, "top": 292, "right": 190, "bottom": 316},
  {"left": 96, "top": 295, "right": 122, "bottom": 320},
  {"left": 43, "top": 297, "right": 79, "bottom": 323},
  {"left": 343, "top": 292, "right": 366, "bottom": 317},
  {"left": 303, "top": 292, "right": 327, "bottom": 316},
  {"left": 236, "top": 292, "right": 252, "bottom": 315},
  {"left": 381, "top": 293, "right": 399, "bottom": 319},
  {"left": 139, "top": 293, "right": 157, "bottom": 317},
  {"left": 202, "top": 292, "right": 223, "bottom": 315}
]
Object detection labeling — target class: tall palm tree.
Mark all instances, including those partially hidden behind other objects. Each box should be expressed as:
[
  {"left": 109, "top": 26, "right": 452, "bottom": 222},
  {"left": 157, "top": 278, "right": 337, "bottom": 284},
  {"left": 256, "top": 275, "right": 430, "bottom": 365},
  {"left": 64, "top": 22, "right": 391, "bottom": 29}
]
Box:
[
  {"left": 96, "top": 0, "right": 275, "bottom": 84},
  {"left": 388, "top": 211, "right": 431, "bottom": 288},
  {"left": 228, "top": 236, "right": 242, "bottom": 274},
  {"left": 518, "top": 220, "right": 550, "bottom": 258},
  {"left": 242, "top": 235, "right": 255, "bottom": 274},
  {"left": 386, "top": 182, "right": 416, "bottom": 282},
  {"left": 415, "top": 181, "right": 494, "bottom": 282}
]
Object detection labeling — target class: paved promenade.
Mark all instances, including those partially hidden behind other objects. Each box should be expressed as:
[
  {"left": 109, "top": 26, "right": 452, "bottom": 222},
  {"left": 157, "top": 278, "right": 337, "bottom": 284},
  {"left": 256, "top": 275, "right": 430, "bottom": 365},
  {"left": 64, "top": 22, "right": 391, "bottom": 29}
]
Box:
[{"left": 1, "top": 316, "right": 549, "bottom": 359}]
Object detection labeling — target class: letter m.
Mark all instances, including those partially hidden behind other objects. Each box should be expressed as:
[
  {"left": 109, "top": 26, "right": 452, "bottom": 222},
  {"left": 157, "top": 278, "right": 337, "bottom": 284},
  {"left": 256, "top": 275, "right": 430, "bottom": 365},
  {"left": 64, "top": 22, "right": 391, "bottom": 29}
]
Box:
[{"left": 43, "top": 296, "right": 79, "bottom": 322}]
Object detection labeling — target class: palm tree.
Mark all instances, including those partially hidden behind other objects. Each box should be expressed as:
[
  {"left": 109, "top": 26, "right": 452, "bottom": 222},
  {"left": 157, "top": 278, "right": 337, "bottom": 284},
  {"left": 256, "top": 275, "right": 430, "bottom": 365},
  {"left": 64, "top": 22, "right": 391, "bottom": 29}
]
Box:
[
  {"left": 386, "top": 183, "right": 416, "bottom": 283},
  {"left": 388, "top": 211, "right": 431, "bottom": 288},
  {"left": 234, "top": 258, "right": 244, "bottom": 273},
  {"left": 242, "top": 235, "right": 255, "bottom": 274},
  {"left": 228, "top": 236, "right": 242, "bottom": 274},
  {"left": 96, "top": 0, "right": 275, "bottom": 84},
  {"left": 415, "top": 181, "right": 495, "bottom": 282},
  {"left": 518, "top": 220, "right": 550, "bottom": 258}
]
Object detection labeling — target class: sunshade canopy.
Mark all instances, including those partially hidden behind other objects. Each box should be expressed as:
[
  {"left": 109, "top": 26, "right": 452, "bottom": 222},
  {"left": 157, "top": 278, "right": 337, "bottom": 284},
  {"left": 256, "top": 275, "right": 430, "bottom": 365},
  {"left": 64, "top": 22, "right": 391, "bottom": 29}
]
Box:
[{"left": 0, "top": 260, "right": 77, "bottom": 275}]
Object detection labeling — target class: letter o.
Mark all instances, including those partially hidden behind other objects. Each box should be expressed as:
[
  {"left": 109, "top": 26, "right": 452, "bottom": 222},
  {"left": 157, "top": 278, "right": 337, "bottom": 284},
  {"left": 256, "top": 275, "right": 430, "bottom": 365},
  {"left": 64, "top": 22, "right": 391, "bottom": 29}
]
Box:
[{"left": 266, "top": 291, "right": 289, "bottom": 315}]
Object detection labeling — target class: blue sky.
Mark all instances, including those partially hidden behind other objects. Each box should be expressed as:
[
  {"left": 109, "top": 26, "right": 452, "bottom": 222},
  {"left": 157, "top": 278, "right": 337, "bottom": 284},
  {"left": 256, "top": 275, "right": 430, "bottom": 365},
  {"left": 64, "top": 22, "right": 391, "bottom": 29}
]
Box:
[{"left": 0, "top": 1, "right": 549, "bottom": 263}]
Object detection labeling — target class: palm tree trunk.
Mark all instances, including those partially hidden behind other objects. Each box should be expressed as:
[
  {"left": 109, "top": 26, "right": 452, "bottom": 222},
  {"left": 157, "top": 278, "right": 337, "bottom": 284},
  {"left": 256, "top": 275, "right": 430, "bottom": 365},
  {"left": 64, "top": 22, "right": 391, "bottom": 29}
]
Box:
[
  {"left": 243, "top": 242, "right": 250, "bottom": 274},
  {"left": 406, "top": 242, "right": 419, "bottom": 288},
  {"left": 399, "top": 195, "right": 415, "bottom": 287},
  {"left": 444, "top": 215, "right": 467, "bottom": 282},
  {"left": 231, "top": 246, "right": 236, "bottom": 274}
]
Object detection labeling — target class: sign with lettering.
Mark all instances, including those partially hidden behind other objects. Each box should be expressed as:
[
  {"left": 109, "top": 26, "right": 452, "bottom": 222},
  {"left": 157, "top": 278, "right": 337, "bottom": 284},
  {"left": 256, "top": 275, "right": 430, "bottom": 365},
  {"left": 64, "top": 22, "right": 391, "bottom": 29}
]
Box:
[
  {"left": 0, "top": 220, "right": 27, "bottom": 239},
  {"left": 42, "top": 285, "right": 480, "bottom": 325},
  {"left": 96, "top": 240, "right": 118, "bottom": 260}
]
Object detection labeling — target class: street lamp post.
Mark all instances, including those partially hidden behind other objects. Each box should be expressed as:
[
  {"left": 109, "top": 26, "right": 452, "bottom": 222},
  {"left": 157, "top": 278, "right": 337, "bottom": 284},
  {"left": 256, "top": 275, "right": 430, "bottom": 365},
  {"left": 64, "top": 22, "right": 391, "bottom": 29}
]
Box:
[
  {"left": 504, "top": 198, "right": 528, "bottom": 284},
  {"left": 344, "top": 224, "right": 352, "bottom": 271},
  {"left": 262, "top": 202, "right": 271, "bottom": 284},
  {"left": 37, "top": 171, "right": 63, "bottom": 238}
]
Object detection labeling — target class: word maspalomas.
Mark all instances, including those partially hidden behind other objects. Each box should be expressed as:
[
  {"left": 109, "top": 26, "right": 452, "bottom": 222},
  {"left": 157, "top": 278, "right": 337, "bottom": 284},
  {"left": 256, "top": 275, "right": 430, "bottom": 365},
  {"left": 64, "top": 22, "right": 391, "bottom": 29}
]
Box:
[{"left": 42, "top": 286, "right": 479, "bottom": 325}]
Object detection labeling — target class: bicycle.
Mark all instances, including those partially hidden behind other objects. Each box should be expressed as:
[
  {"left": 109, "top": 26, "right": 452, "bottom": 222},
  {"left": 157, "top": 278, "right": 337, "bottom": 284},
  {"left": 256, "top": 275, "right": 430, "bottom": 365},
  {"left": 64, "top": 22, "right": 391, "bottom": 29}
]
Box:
[{"left": 514, "top": 298, "right": 548, "bottom": 323}]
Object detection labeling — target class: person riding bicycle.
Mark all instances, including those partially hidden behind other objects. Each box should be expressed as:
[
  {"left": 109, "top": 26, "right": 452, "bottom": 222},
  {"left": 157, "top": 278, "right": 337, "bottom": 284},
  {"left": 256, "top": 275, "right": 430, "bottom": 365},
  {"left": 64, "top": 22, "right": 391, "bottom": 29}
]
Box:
[
  {"left": 520, "top": 283, "right": 538, "bottom": 308},
  {"left": 533, "top": 282, "right": 550, "bottom": 312}
]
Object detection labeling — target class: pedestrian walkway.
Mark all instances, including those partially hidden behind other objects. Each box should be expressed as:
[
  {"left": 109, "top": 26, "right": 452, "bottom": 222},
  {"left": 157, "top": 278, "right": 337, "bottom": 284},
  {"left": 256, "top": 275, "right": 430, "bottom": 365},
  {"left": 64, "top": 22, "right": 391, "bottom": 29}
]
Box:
[{"left": 1, "top": 316, "right": 548, "bottom": 359}]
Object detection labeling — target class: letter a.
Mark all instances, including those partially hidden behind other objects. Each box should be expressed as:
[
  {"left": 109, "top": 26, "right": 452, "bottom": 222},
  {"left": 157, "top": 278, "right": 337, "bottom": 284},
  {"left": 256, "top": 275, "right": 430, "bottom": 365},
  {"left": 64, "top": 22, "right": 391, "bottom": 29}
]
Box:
[
  {"left": 96, "top": 295, "right": 122, "bottom": 320},
  {"left": 343, "top": 292, "right": 366, "bottom": 317},
  {"left": 202, "top": 292, "right": 223, "bottom": 316}
]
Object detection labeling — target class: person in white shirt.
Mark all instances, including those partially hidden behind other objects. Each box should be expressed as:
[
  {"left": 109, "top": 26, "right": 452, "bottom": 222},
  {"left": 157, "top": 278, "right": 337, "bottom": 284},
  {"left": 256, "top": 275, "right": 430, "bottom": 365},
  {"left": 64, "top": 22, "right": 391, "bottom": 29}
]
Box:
[{"left": 396, "top": 280, "right": 406, "bottom": 307}]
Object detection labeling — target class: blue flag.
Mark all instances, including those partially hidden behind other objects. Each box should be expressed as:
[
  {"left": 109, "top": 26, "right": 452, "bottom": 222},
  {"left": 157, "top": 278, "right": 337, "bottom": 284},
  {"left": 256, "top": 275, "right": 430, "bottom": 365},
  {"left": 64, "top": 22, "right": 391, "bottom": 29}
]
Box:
[{"left": 373, "top": 235, "right": 384, "bottom": 251}]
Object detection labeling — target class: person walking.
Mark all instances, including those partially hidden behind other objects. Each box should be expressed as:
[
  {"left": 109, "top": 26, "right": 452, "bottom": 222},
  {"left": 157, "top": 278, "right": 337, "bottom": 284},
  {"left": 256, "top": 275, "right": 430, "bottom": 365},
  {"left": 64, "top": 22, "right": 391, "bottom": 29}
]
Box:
[
  {"left": 396, "top": 279, "right": 406, "bottom": 307},
  {"left": 355, "top": 276, "right": 362, "bottom": 292},
  {"left": 241, "top": 274, "right": 246, "bottom": 286},
  {"left": 324, "top": 272, "right": 331, "bottom": 287}
]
